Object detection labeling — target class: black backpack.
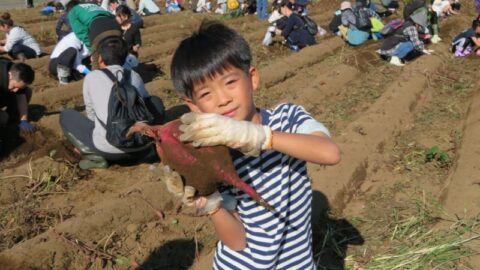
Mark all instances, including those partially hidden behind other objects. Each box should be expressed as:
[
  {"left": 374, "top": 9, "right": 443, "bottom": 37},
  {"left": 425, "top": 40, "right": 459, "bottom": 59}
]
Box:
[
  {"left": 354, "top": 6, "right": 372, "bottom": 31},
  {"left": 301, "top": 15, "right": 319, "bottom": 36},
  {"left": 98, "top": 68, "right": 154, "bottom": 149}
]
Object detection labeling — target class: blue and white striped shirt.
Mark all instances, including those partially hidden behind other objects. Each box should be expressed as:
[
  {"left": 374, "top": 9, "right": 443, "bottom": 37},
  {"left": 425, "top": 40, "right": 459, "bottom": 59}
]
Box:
[{"left": 213, "top": 103, "right": 330, "bottom": 270}]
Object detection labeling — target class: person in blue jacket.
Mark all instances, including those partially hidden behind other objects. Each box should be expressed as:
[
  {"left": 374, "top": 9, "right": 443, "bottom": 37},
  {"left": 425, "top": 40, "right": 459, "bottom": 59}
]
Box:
[{"left": 275, "top": 0, "right": 315, "bottom": 51}]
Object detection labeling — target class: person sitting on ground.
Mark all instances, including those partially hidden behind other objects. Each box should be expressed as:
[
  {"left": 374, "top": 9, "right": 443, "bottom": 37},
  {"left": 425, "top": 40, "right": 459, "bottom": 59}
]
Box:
[
  {"left": 275, "top": 0, "right": 315, "bottom": 51},
  {"left": 0, "top": 13, "right": 42, "bottom": 61},
  {"left": 59, "top": 36, "right": 165, "bottom": 170},
  {"left": 378, "top": 16, "right": 433, "bottom": 66},
  {"left": 166, "top": 0, "right": 182, "bottom": 13},
  {"left": 49, "top": 32, "right": 91, "bottom": 85},
  {"left": 195, "top": 0, "right": 212, "bottom": 13},
  {"left": 136, "top": 0, "right": 161, "bottom": 15},
  {"left": 338, "top": 1, "right": 382, "bottom": 46},
  {"left": 214, "top": 0, "right": 227, "bottom": 14},
  {"left": 168, "top": 20, "right": 340, "bottom": 269},
  {"left": 0, "top": 59, "right": 35, "bottom": 136},
  {"left": 107, "top": 0, "right": 144, "bottom": 28},
  {"left": 432, "top": 0, "right": 458, "bottom": 17},
  {"left": 369, "top": 0, "right": 399, "bottom": 18},
  {"left": 451, "top": 19, "right": 480, "bottom": 57},
  {"left": 116, "top": 5, "right": 141, "bottom": 69}
]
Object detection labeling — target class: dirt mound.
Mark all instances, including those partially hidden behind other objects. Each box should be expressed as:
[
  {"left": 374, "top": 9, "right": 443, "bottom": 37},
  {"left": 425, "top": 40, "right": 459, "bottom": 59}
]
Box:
[{"left": 1, "top": 1, "right": 480, "bottom": 269}]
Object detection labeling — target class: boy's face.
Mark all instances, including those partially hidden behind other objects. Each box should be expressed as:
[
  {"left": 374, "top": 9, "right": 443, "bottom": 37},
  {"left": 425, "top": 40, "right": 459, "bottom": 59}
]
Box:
[{"left": 185, "top": 66, "right": 260, "bottom": 122}]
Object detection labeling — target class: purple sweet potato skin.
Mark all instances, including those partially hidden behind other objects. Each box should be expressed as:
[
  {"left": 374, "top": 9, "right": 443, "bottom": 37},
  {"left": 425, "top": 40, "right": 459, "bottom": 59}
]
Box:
[{"left": 130, "top": 120, "right": 274, "bottom": 211}]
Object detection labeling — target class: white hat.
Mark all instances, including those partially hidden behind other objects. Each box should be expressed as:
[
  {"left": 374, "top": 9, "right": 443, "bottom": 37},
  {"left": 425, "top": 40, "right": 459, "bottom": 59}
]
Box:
[{"left": 340, "top": 1, "right": 351, "bottom": 10}]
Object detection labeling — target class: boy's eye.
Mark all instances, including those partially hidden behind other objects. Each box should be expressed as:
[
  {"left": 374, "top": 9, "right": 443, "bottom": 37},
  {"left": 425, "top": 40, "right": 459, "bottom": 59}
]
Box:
[
  {"left": 226, "top": 79, "right": 237, "bottom": 85},
  {"left": 199, "top": 91, "right": 211, "bottom": 99}
]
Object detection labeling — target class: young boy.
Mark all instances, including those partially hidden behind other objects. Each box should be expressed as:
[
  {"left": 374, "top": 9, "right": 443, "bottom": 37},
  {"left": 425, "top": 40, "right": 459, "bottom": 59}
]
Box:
[
  {"left": 169, "top": 21, "right": 340, "bottom": 269},
  {"left": 451, "top": 19, "right": 480, "bottom": 57}
]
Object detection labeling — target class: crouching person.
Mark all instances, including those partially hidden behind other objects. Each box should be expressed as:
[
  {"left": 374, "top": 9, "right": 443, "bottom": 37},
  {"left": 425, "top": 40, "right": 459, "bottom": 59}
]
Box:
[
  {"left": 451, "top": 19, "right": 480, "bottom": 57},
  {"left": 378, "top": 19, "right": 432, "bottom": 66},
  {"left": 59, "top": 36, "right": 164, "bottom": 169},
  {"left": 49, "top": 32, "right": 91, "bottom": 85},
  {"left": 0, "top": 59, "right": 35, "bottom": 151},
  {"left": 275, "top": 0, "right": 315, "bottom": 51}
]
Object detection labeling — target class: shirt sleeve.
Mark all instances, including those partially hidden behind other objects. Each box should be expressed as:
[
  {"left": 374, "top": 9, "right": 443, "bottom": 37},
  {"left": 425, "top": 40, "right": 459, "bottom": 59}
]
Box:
[
  {"left": 405, "top": 26, "right": 425, "bottom": 51},
  {"left": 134, "top": 28, "right": 142, "bottom": 46},
  {"left": 4, "top": 28, "right": 22, "bottom": 52},
  {"left": 83, "top": 73, "right": 96, "bottom": 121},
  {"left": 131, "top": 70, "right": 149, "bottom": 98},
  {"left": 291, "top": 105, "right": 331, "bottom": 137}
]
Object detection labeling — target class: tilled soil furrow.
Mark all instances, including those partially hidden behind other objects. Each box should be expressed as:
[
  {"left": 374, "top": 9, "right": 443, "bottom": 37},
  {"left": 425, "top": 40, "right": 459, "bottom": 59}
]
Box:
[{"left": 309, "top": 45, "right": 448, "bottom": 213}]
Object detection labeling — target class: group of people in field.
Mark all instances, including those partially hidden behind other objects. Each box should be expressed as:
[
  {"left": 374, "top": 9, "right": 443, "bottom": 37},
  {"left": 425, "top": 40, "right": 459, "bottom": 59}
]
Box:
[
  {"left": 325, "top": 0, "right": 476, "bottom": 66},
  {"left": 0, "top": 0, "right": 478, "bottom": 269}
]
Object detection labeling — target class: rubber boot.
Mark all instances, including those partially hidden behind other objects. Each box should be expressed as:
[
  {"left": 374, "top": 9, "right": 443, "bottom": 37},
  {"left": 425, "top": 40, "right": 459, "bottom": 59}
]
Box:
[
  {"left": 57, "top": 64, "right": 71, "bottom": 85},
  {"left": 64, "top": 132, "right": 108, "bottom": 170}
]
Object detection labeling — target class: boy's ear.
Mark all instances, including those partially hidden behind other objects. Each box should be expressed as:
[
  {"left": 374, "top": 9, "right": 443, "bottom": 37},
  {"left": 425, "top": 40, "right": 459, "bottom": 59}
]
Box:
[
  {"left": 249, "top": 67, "right": 260, "bottom": 91},
  {"left": 183, "top": 96, "right": 201, "bottom": 112}
]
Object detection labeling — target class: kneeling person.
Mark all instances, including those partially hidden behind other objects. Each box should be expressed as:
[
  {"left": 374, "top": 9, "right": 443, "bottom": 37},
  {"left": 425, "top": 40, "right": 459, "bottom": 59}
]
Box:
[
  {"left": 59, "top": 36, "right": 165, "bottom": 169},
  {"left": 49, "top": 32, "right": 91, "bottom": 85},
  {"left": 0, "top": 59, "right": 35, "bottom": 153}
]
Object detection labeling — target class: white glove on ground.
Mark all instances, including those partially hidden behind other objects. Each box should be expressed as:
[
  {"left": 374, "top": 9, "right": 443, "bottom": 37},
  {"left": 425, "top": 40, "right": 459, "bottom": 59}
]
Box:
[
  {"left": 422, "top": 49, "right": 435, "bottom": 55},
  {"left": 179, "top": 112, "right": 272, "bottom": 157}
]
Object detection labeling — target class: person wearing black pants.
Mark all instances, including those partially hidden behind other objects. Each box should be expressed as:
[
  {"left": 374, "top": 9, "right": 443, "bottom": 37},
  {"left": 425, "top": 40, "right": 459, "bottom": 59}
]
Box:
[{"left": 26, "top": 0, "right": 34, "bottom": 8}]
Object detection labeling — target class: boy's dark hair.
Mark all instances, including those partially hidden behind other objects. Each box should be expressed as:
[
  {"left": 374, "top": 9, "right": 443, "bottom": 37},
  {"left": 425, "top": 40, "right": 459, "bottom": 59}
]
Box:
[
  {"left": 170, "top": 21, "right": 252, "bottom": 98},
  {"left": 97, "top": 36, "right": 128, "bottom": 66},
  {"left": 109, "top": 0, "right": 120, "bottom": 4},
  {"left": 116, "top": 5, "right": 132, "bottom": 18},
  {"left": 10, "top": 63, "right": 35, "bottom": 84},
  {"left": 472, "top": 19, "right": 480, "bottom": 30}
]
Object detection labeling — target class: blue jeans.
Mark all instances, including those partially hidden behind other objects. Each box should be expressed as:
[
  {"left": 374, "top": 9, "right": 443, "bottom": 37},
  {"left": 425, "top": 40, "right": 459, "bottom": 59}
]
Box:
[
  {"left": 256, "top": 0, "right": 268, "bottom": 20},
  {"left": 393, "top": 42, "right": 414, "bottom": 59}
]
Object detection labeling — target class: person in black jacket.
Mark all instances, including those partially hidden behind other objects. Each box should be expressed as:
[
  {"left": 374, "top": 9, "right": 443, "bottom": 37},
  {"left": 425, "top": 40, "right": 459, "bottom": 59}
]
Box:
[
  {"left": 0, "top": 59, "right": 35, "bottom": 154},
  {"left": 275, "top": 0, "right": 315, "bottom": 51}
]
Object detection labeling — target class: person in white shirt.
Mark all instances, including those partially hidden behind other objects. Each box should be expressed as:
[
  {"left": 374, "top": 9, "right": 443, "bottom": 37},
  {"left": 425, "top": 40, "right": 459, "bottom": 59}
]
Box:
[
  {"left": 136, "top": 0, "right": 160, "bottom": 15},
  {"left": 49, "top": 32, "right": 91, "bottom": 85},
  {"left": 0, "top": 12, "right": 42, "bottom": 61}
]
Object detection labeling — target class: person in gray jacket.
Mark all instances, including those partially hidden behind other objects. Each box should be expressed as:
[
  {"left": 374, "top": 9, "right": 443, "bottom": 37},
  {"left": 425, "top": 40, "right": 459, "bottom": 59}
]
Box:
[
  {"left": 0, "top": 12, "right": 42, "bottom": 61},
  {"left": 59, "top": 36, "right": 164, "bottom": 169}
]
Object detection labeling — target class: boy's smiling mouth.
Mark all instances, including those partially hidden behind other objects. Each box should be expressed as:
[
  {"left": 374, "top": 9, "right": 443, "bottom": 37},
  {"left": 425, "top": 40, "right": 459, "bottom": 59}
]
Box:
[{"left": 222, "top": 108, "right": 238, "bottom": 117}]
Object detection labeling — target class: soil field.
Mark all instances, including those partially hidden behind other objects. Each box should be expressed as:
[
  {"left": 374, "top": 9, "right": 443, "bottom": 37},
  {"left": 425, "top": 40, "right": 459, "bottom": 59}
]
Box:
[{"left": 1, "top": 1, "right": 480, "bottom": 269}]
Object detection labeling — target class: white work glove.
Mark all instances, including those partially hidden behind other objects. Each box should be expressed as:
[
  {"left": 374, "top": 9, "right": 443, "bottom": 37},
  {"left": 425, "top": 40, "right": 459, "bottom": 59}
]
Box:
[
  {"left": 422, "top": 49, "right": 435, "bottom": 55},
  {"left": 194, "top": 191, "right": 238, "bottom": 216},
  {"left": 160, "top": 165, "right": 196, "bottom": 205},
  {"left": 179, "top": 112, "right": 273, "bottom": 157}
]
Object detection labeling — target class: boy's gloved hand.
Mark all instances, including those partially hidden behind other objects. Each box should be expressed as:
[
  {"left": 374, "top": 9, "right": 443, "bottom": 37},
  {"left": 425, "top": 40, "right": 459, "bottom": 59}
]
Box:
[
  {"left": 194, "top": 191, "right": 237, "bottom": 215},
  {"left": 19, "top": 120, "right": 35, "bottom": 133},
  {"left": 179, "top": 112, "right": 273, "bottom": 157},
  {"left": 161, "top": 165, "right": 196, "bottom": 204}
]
